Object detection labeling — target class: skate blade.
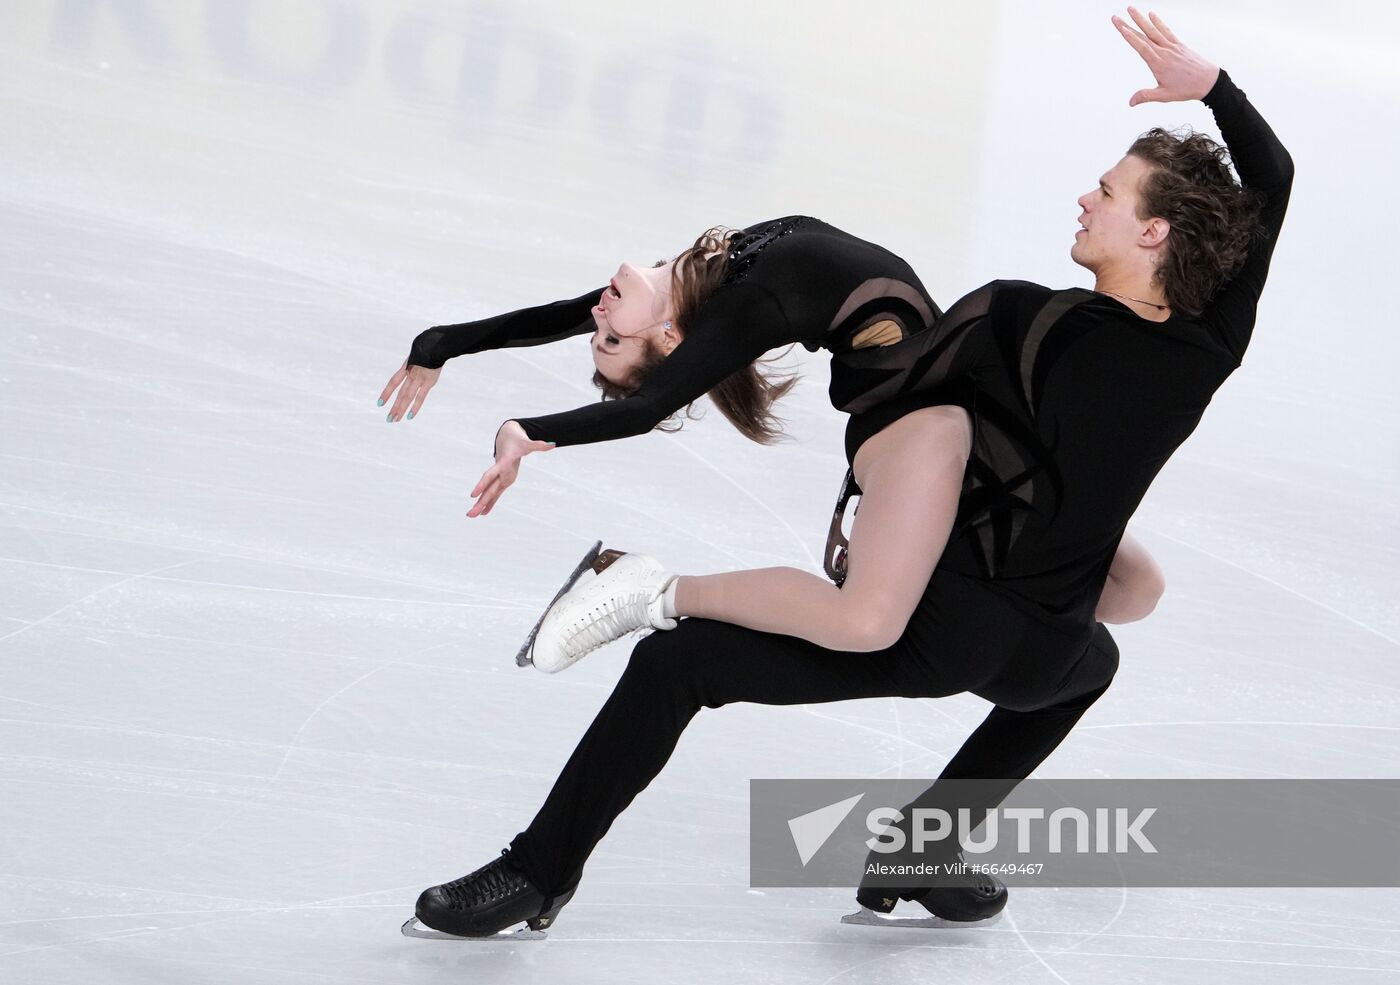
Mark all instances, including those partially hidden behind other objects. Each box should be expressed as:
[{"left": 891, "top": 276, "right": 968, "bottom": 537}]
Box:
[
  {"left": 515, "top": 540, "right": 603, "bottom": 668},
  {"left": 400, "top": 916, "right": 547, "bottom": 942},
  {"left": 839, "top": 906, "right": 1003, "bottom": 929}
]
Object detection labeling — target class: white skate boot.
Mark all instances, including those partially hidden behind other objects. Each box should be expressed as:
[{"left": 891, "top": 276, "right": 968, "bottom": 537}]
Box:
[{"left": 522, "top": 546, "right": 677, "bottom": 674}]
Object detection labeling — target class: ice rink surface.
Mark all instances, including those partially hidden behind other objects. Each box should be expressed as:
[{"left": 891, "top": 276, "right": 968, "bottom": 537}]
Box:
[{"left": 3, "top": 0, "right": 1399, "bottom": 982}]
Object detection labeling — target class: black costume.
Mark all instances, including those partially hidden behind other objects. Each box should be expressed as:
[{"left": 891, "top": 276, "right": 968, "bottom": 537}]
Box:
[
  {"left": 408, "top": 212, "right": 945, "bottom": 448},
  {"left": 408, "top": 70, "right": 1292, "bottom": 902}
]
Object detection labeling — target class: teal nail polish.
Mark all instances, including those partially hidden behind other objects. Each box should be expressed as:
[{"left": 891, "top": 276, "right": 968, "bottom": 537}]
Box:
[
  {"left": 407, "top": 410, "right": 414, "bottom": 420},
  {"left": 376, "top": 397, "right": 384, "bottom": 407},
  {"left": 386, "top": 412, "right": 393, "bottom": 422}
]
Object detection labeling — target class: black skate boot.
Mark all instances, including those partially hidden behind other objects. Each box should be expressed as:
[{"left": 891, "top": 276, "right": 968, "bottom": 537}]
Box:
[
  {"left": 845, "top": 849, "right": 1007, "bottom": 928},
  {"left": 402, "top": 849, "right": 575, "bottom": 941}
]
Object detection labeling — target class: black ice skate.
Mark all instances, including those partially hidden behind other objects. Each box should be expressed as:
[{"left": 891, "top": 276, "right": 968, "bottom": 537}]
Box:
[
  {"left": 844, "top": 849, "right": 1008, "bottom": 929},
  {"left": 402, "top": 849, "right": 575, "bottom": 941},
  {"left": 515, "top": 540, "right": 603, "bottom": 667}
]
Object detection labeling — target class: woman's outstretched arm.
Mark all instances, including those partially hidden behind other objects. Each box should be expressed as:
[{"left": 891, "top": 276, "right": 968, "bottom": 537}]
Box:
[
  {"left": 379, "top": 287, "right": 602, "bottom": 423},
  {"left": 467, "top": 280, "right": 795, "bottom": 517},
  {"left": 408, "top": 287, "right": 603, "bottom": 369}
]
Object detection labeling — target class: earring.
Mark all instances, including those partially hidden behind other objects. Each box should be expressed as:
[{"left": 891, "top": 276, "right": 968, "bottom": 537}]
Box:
[{"left": 663, "top": 320, "right": 673, "bottom": 329}]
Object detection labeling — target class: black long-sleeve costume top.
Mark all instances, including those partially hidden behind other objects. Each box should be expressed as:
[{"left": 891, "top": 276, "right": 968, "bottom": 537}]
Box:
[
  {"left": 407, "top": 69, "right": 1292, "bottom": 630},
  {"left": 407, "top": 215, "right": 945, "bottom": 445}
]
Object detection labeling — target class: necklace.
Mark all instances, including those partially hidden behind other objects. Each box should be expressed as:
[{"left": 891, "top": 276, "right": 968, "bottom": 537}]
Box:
[{"left": 1102, "top": 289, "right": 1169, "bottom": 312}]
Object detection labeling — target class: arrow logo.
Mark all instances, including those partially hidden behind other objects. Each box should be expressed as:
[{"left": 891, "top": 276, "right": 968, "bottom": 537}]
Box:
[{"left": 787, "top": 793, "right": 865, "bottom": 866}]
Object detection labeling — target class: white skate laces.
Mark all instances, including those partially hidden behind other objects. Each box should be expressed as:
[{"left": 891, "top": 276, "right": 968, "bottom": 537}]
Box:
[
  {"left": 561, "top": 592, "right": 663, "bottom": 656},
  {"left": 531, "top": 552, "right": 677, "bottom": 674}
]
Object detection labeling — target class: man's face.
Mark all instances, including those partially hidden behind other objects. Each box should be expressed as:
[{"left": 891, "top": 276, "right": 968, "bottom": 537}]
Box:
[{"left": 1072, "top": 154, "right": 1156, "bottom": 273}]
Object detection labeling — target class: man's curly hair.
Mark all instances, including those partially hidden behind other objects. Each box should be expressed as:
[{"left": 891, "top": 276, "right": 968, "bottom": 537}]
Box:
[{"left": 1129, "top": 128, "right": 1264, "bottom": 318}]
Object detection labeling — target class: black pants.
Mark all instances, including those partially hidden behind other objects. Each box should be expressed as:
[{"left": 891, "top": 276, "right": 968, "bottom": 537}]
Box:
[{"left": 509, "top": 568, "right": 1120, "bottom": 896}]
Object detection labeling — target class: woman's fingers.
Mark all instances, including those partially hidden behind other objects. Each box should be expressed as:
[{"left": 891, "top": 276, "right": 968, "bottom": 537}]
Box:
[
  {"left": 482, "top": 483, "right": 506, "bottom": 516},
  {"left": 468, "top": 476, "right": 506, "bottom": 518},
  {"left": 470, "top": 464, "right": 499, "bottom": 499},
  {"left": 387, "top": 375, "right": 425, "bottom": 421},
  {"left": 381, "top": 363, "right": 411, "bottom": 421},
  {"left": 465, "top": 427, "right": 547, "bottom": 518},
  {"left": 467, "top": 477, "right": 495, "bottom": 517},
  {"left": 466, "top": 487, "right": 489, "bottom": 517},
  {"left": 384, "top": 364, "right": 440, "bottom": 422},
  {"left": 389, "top": 381, "right": 417, "bottom": 422},
  {"left": 379, "top": 362, "right": 406, "bottom": 407}
]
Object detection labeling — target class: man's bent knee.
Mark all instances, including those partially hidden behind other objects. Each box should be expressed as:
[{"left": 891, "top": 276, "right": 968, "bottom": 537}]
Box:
[{"left": 624, "top": 620, "right": 720, "bottom": 682}]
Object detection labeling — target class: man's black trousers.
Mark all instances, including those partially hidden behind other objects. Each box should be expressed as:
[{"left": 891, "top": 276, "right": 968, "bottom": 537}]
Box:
[{"left": 510, "top": 568, "right": 1120, "bottom": 895}]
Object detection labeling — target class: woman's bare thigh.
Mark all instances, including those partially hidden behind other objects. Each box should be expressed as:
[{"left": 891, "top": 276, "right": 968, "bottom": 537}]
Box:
[{"left": 840, "top": 406, "right": 972, "bottom": 640}]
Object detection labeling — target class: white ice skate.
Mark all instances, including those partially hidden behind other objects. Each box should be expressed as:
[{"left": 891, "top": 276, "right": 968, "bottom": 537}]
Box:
[
  {"left": 518, "top": 545, "right": 677, "bottom": 674},
  {"left": 515, "top": 541, "right": 604, "bottom": 668}
]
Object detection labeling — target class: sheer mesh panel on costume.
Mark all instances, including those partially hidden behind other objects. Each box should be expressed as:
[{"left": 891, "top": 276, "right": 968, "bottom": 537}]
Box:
[
  {"left": 829, "top": 277, "right": 940, "bottom": 352},
  {"left": 837, "top": 282, "right": 1086, "bottom": 579}
]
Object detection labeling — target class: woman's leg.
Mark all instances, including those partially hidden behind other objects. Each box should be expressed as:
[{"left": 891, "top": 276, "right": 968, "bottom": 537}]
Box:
[
  {"left": 674, "top": 405, "right": 972, "bottom": 651},
  {"left": 674, "top": 413, "right": 1165, "bottom": 643}
]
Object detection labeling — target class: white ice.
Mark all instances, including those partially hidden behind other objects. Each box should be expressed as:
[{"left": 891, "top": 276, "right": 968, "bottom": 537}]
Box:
[{"left": 2, "top": 1, "right": 1398, "bottom": 983}]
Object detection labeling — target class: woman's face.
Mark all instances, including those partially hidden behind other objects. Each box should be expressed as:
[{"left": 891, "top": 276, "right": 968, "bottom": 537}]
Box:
[{"left": 590, "top": 260, "right": 680, "bottom": 386}]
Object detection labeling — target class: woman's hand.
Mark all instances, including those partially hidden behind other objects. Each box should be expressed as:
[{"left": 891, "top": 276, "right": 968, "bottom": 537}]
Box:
[
  {"left": 379, "top": 359, "right": 441, "bottom": 422},
  {"left": 1112, "top": 7, "right": 1219, "bottom": 107},
  {"left": 468, "top": 421, "right": 556, "bottom": 518}
]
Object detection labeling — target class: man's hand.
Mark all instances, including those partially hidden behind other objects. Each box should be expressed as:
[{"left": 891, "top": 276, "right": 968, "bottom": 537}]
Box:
[
  {"left": 1113, "top": 7, "right": 1219, "bottom": 107},
  {"left": 1095, "top": 529, "right": 1166, "bottom": 624}
]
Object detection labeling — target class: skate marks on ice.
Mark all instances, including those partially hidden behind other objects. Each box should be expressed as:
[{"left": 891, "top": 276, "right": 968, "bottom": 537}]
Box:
[{"left": 1144, "top": 525, "right": 1400, "bottom": 651}]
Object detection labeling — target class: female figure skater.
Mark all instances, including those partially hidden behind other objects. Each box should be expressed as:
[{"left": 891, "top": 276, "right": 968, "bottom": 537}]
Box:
[
  {"left": 387, "top": 10, "right": 1291, "bottom": 939},
  {"left": 383, "top": 215, "right": 1167, "bottom": 667}
]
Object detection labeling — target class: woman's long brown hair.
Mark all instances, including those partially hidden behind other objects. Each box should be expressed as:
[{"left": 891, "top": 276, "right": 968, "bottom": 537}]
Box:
[{"left": 591, "top": 225, "right": 799, "bottom": 444}]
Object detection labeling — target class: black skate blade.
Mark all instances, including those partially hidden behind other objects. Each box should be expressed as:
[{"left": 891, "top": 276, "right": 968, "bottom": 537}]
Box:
[
  {"left": 400, "top": 916, "right": 547, "bottom": 942},
  {"left": 839, "top": 906, "right": 1003, "bottom": 930},
  {"left": 515, "top": 540, "right": 603, "bottom": 668}
]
